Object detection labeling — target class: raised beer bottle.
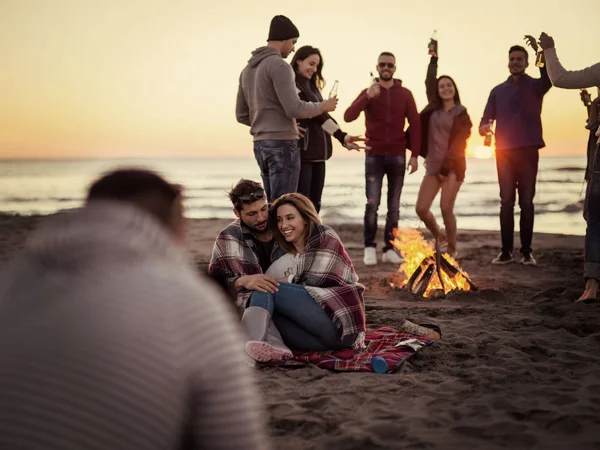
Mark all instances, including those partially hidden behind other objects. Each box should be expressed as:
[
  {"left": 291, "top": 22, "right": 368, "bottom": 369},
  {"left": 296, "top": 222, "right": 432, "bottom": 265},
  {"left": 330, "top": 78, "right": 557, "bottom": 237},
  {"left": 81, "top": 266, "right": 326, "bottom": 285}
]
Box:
[
  {"left": 581, "top": 88, "right": 592, "bottom": 107},
  {"left": 535, "top": 50, "right": 545, "bottom": 68},
  {"left": 428, "top": 30, "right": 438, "bottom": 56}
]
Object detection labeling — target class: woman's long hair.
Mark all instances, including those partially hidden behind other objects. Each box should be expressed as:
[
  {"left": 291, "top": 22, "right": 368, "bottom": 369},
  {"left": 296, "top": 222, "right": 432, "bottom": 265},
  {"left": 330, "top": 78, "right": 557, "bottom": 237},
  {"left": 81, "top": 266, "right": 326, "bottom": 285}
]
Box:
[
  {"left": 290, "top": 45, "right": 325, "bottom": 91},
  {"left": 432, "top": 75, "right": 461, "bottom": 109},
  {"left": 270, "top": 193, "right": 322, "bottom": 254}
]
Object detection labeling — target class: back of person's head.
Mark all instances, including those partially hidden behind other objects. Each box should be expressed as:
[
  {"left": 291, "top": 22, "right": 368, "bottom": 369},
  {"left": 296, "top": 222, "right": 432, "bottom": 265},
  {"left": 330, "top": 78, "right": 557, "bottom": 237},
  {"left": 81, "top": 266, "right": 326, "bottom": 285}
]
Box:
[
  {"left": 267, "top": 15, "right": 299, "bottom": 41},
  {"left": 228, "top": 179, "right": 265, "bottom": 212},
  {"left": 87, "top": 168, "right": 184, "bottom": 237},
  {"left": 270, "top": 193, "right": 321, "bottom": 253},
  {"left": 509, "top": 45, "right": 528, "bottom": 60}
]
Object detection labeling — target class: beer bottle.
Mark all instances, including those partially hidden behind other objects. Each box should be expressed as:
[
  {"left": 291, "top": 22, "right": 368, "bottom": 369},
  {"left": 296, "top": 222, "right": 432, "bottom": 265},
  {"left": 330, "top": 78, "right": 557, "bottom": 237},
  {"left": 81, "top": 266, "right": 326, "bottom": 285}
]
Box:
[
  {"left": 328, "top": 80, "right": 339, "bottom": 99},
  {"left": 535, "top": 51, "right": 545, "bottom": 68},
  {"left": 581, "top": 88, "right": 592, "bottom": 107},
  {"left": 483, "top": 119, "right": 494, "bottom": 147},
  {"left": 428, "top": 30, "right": 438, "bottom": 56}
]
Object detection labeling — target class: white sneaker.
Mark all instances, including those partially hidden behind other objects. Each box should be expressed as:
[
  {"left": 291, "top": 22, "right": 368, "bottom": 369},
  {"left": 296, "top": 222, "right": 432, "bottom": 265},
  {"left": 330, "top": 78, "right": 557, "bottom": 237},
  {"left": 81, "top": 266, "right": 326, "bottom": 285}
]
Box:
[
  {"left": 364, "top": 247, "right": 377, "bottom": 266},
  {"left": 382, "top": 249, "right": 404, "bottom": 264}
]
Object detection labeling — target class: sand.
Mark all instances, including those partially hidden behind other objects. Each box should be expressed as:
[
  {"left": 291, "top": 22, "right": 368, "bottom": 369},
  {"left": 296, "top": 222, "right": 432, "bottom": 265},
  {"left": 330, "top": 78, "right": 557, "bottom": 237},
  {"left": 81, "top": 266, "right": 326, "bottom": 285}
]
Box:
[{"left": 1, "top": 213, "right": 599, "bottom": 450}]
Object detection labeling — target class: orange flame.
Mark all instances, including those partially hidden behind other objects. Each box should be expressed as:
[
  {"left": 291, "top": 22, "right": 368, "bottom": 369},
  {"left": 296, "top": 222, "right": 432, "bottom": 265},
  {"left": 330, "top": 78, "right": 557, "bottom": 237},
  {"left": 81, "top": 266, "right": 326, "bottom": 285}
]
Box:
[{"left": 391, "top": 228, "right": 471, "bottom": 297}]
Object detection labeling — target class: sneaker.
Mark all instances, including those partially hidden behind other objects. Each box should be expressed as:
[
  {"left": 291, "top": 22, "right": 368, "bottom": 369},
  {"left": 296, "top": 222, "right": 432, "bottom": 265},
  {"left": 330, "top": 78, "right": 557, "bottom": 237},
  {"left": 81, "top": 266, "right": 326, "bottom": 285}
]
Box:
[
  {"left": 364, "top": 247, "right": 377, "bottom": 266},
  {"left": 520, "top": 252, "right": 537, "bottom": 266},
  {"left": 382, "top": 249, "right": 404, "bottom": 264},
  {"left": 245, "top": 341, "right": 293, "bottom": 362},
  {"left": 492, "top": 250, "right": 513, "bottom": 265}
]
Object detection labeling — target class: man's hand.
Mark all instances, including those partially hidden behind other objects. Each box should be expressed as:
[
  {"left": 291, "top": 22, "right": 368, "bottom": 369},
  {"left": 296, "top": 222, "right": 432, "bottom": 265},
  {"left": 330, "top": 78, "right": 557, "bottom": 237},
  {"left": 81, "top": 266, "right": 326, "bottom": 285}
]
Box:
[
  {"left": 322, "top": 97, "right": 338, "bottom": 112},
  {"left": 366, "top": 82, "right": 381, "bottom": 99},
  {"left": 523, "top": 35, "right": 539, "bottom": 53},
  {"left": 297, "top": 124, "right": 306, "bottom": 139},
  {"left": 479, "top": 122, "right": 492, "bottom": 136},
  {"left": 538, "top": 32, "right": 555, "bottom": 51},
  {"left": 407, "top": 156, "right": 418, "bottom": 174},
  {"left": 235, "top": 274, "right": 280, "bottom": 294}
]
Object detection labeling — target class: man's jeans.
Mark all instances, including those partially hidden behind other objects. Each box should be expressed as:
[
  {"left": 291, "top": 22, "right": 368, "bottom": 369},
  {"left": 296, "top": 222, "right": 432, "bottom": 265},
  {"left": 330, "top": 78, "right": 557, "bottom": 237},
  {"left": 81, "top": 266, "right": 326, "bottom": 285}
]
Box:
[
  {"left": 248, "top": 283, "right": 347, "bottom": 351},
  {"left": 584, "top": 143, "right": 600, "bottom": 281},
  {"left": 364, "top": 154, "right": 406, "bottom": 251},
  {"left": 253, "top": 140, "right": 300, "bottom": 202},
  {"left": 495, "top": 147, "right": 539, "bottom": 254}
]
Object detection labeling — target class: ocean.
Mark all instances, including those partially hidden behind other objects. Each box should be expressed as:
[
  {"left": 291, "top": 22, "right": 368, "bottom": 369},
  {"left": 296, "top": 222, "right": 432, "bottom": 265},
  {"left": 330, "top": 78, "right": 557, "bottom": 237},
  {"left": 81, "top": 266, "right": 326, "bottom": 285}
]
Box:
[{"left": 0, "top": 156, "right": 588, "bottom": 236}]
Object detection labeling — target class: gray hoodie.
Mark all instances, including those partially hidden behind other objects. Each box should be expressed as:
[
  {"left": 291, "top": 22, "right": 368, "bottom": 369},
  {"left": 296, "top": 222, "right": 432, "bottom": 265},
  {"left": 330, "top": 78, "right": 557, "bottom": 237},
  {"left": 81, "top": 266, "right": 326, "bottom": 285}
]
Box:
[{"left": 236, "top": 46, "right": 323, "bottom": 141}]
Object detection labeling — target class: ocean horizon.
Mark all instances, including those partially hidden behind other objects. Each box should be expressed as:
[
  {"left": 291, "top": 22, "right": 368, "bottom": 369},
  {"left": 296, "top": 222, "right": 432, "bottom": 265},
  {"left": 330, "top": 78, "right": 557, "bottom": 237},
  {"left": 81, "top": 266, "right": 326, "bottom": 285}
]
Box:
[{"left": 0, "top": 156, "right": 588, "bottom": 236}]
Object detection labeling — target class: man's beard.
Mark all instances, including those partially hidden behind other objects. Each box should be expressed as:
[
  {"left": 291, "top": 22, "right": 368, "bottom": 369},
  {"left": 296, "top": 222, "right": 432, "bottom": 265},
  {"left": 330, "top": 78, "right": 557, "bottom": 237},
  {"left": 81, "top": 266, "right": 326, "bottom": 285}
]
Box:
[
  {"left": 245, "top": 219, "right": 269, "bottom": 236},
  {"left": 379, "top": 71, "right": 393, "bottom": 81}
]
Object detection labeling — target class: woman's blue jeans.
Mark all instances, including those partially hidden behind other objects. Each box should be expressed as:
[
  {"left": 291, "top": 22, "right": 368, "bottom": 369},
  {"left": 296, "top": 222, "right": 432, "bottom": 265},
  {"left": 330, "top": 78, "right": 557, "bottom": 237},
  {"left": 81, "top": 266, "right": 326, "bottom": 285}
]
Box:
[{"left": 248, "top": 282, "right": 346, "bottom": 351}]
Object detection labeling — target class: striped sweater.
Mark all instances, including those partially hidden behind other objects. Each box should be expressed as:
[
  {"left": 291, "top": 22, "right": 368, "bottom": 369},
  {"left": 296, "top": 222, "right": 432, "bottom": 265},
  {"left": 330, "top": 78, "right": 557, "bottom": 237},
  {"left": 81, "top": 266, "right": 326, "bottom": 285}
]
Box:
[{"left": 0, "top": 201, "right": 270, "bottom": 450}]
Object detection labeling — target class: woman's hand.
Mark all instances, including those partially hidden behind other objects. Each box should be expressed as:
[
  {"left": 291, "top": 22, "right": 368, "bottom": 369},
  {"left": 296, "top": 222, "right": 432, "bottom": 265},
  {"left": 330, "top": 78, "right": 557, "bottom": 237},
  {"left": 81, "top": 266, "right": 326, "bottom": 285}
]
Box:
[
  {"left": 235, "top": 274, "right": 280, "bottom": 294},
  {"left": 344, "top": 135, "right": 365, "bottom": 151}
]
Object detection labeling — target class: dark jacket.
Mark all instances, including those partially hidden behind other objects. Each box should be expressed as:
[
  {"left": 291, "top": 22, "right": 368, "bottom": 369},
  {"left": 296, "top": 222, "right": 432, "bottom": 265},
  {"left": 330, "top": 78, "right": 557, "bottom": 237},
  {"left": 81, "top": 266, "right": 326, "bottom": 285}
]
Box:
[
  {"left": 344, "top": 79, "right": 421, "bottom": 156},
  {"left": 479, "top": 66, "right": 552, "bottom": 151},
  {"left": 411, "top": 56, "right": 472, "bottom": 181},
  {"left": 296, "top": 76, "right": 346, "bottom": 162}
]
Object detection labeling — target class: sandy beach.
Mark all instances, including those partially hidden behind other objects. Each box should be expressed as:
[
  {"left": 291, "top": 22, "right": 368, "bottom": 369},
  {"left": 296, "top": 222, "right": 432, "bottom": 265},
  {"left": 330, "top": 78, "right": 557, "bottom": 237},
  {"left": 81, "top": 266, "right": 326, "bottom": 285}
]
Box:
[{"left": 1, "top": 213, "right": 599, "bottom": 449}]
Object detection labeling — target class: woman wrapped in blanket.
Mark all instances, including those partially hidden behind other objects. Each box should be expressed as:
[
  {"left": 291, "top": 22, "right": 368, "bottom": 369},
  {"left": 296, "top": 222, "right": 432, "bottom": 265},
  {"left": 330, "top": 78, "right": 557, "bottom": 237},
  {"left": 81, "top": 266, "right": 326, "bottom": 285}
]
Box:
[{"left": 241, "top": 193, "right": 440, "bottom": 363}]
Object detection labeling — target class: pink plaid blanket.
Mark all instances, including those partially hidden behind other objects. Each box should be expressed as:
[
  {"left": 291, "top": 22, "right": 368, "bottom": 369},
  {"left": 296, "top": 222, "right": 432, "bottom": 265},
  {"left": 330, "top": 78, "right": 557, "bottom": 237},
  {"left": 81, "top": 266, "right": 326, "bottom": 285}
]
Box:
[{"left": 265, "top": 326, "right": 436, "bottom": 373}]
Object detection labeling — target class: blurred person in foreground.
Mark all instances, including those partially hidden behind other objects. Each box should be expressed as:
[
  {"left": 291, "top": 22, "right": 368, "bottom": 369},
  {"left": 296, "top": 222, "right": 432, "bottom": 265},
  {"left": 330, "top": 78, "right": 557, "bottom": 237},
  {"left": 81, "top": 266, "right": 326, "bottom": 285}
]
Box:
[
  {"left": 539, "top": 32, "right": 600, "bottom": 302},
  {"left": 0, "top": 168, "right": 270, "bottom": 450}
]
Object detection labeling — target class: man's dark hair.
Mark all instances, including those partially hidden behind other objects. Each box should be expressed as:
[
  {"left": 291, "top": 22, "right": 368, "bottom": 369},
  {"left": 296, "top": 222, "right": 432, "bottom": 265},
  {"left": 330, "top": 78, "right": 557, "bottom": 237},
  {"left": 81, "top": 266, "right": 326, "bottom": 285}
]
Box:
[
  {"left": 509, "top": 45, "right": 528, "bottom": 61},
  {"left": 379, "top": 51, "right": 395, "bottom": 60},
  {"left": 228, "top": 179, "right": 265, "bottom": 211},
  {"left": 87, "top": 168, "right": 181, "bottom": 227}
]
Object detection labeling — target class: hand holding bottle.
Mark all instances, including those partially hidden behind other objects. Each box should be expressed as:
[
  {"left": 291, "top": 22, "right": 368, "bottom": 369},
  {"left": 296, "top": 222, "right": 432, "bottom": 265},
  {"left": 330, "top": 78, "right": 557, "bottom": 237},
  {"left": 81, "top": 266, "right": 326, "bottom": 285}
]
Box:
[
  {"left": 479, "top": 119, "right": 493, "bottom": 136},
  {"left": 322, "top": 97, "right": 338, "bottom": 112},
  {"left": 366, "top": 82, "right": 381, "bottom": 99}
]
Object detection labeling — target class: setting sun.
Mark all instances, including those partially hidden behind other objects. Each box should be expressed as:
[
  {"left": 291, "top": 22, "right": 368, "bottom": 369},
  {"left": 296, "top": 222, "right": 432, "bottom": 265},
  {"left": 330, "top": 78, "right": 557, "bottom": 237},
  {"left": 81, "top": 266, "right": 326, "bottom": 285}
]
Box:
[{"left": 471, "top": 145, "right": 495, "bottom": 159}]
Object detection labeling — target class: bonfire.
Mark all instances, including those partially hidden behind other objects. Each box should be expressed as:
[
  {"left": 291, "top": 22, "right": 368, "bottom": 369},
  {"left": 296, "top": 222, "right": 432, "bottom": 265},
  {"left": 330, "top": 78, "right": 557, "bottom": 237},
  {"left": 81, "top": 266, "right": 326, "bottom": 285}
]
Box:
[{"left": 390, "top": 228, "right": 477, "bottom": 298}]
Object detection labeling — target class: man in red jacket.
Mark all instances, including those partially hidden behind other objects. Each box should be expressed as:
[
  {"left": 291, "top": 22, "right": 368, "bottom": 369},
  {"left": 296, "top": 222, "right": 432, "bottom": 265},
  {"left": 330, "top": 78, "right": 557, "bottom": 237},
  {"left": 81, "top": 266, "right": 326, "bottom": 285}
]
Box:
[{"left": 344, "top": 51, "right": 421, "bottom": 266}]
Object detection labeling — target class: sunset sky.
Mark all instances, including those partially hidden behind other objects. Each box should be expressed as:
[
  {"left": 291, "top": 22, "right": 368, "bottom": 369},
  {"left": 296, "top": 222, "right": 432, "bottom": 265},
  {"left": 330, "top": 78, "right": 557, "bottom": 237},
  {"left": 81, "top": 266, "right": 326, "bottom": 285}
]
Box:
[{"left": 1, "top": 0, "right": 598, "bottom": 160}]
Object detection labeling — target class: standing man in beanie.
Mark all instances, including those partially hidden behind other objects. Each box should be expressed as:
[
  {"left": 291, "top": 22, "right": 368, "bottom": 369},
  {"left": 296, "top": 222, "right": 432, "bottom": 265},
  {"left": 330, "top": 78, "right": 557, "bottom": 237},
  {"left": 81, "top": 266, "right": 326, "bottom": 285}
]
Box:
[{"left": 236, "top": 15, "right": 338, "bottom": 202}]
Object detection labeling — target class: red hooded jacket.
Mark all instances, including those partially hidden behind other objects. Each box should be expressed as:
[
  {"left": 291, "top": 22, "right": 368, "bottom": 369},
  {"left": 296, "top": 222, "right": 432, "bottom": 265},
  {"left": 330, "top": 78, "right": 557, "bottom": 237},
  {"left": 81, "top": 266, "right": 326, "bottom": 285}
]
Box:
[{"left": 344, "top": 79, "right": 421, "bottom": 156}]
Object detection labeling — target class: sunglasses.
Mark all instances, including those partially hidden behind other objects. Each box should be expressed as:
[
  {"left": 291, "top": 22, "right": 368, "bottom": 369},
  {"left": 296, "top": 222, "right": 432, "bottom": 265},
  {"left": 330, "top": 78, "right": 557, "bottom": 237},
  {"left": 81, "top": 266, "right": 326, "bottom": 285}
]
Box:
[
  {"left": 239, "top": 189, "right": 265, "bottom": 204},
  {"left": 378, "top": 62, "right": 395, "bottom": 69}
]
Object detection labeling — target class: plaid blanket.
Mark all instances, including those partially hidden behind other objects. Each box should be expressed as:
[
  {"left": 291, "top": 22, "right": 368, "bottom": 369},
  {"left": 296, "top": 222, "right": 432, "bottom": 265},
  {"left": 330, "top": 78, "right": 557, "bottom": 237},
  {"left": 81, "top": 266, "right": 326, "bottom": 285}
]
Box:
[
  {"left": 292, "top": 225, "right": 366, "bottom": 348},
  {"left": 208, "top": 219, "right": 265, "bottom": 308},
  {"left": 266, "top": 327, "right": 434, "bottom": 372}
]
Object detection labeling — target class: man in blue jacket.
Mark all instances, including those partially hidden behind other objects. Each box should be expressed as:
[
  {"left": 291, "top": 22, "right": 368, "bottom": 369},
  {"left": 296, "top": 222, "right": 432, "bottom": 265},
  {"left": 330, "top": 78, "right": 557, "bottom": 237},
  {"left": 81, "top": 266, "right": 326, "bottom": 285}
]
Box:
[{"left": 480, "top": 44, "right": 552, "bottom": 266}]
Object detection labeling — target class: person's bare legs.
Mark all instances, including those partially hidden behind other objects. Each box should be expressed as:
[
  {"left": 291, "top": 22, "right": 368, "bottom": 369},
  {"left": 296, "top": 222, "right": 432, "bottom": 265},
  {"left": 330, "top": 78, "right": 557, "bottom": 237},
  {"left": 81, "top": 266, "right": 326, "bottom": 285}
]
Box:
[
  {"left": 576, "top": 278, "right": 598, "bottom": 303},
  {"left": 416, "top": 175, "right": 443, "bottom": 240},
  {"left": 440, "top": 173, "right": 463, "bottom": 255}
]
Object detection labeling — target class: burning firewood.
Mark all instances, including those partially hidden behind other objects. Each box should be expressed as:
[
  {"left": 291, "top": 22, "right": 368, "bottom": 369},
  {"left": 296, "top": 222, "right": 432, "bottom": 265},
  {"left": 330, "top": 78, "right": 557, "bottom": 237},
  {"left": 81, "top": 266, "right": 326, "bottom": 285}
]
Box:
[{"left": 391, "top": 229, "right": 478, "bottom": 298}]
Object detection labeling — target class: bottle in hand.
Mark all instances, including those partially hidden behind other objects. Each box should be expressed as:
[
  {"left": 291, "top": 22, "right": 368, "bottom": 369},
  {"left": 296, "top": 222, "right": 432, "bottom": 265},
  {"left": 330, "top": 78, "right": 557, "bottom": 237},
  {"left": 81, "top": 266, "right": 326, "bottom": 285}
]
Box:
[
  {"left": 483, "top": 120, "right": 494, "bottom": 147},
  {"left": 581, "top": 88, "right": 592, "bottom": 107},
  {"left": 428, "top": 30, "right": 438, "bottom": 56},
  {"left": 535, "top": 51, "right": 545, "bottom": 68},
  {"left": 328, "top": 80, "right": 339, "bottom": 99}
]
